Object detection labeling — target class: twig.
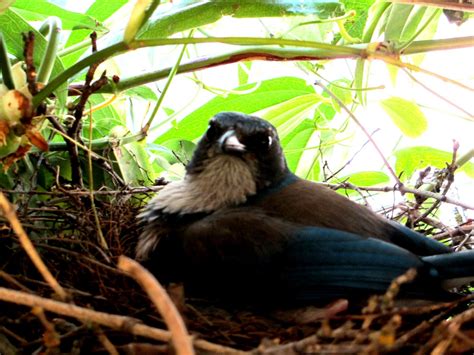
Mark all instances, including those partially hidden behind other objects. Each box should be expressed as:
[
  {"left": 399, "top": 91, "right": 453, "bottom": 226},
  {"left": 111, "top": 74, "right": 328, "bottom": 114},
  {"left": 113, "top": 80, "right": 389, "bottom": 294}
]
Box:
[
  {"left": 31, "top": 306, "right": 60, "bottom": 349},
  {"left": 389, "top": 306, "right": 455, "bottom": 352},
  {"left": 0, "top": 185, "right": 164, "bottom": 196},
  {"left": 414, "top": 141, "right": 459, "bottom": 224},
  {"left": 434, "top": 224, "right": 474, "bottom": 240},
  {"left": 94, "top": 326, "right": 119, "bottom": 355},
  {"left": 388, "top": 0, "right": 474, "bottom": 12},
  {"left": 67, "top": 32, "right": 109, "bottom": 187},
  {"left": 321, "top": 181, "right": 474, "bottom": 211},
  {"left": 314, "top": 80, "right": 402, "bottom": 187},
  {"left": 0, "top": 192, "right": 68, "bottom": 300},
  {"left": 0, "top": 287, "right": 244, "bottom": 354},
  {"left": 117, "top": 256, "right": 195, "bottom": 355},
  {"left": 86, "top": 104, "right": 109, "bottom": 251},
  {"left": 22, "top": 32, "right": 38, "bottom": 97},
  {"left": 401, "top": 67, "right": 473, "bottom": 118},
  {"left": 326, "top": 130, "right": 379, "bottom": 181},
  {"left": 32, "top": 244, "right": 120, "bottom": 275}
]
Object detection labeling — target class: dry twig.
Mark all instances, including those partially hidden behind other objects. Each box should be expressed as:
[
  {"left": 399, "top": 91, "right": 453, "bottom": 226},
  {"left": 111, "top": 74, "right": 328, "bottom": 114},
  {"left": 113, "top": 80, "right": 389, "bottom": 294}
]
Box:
[
  {"left": 118, "top": 256, "right": 195, "bottom": 355},
  {"left": 0, "top": 287, "right": 244, "bottom": 354},
  {"left": 0, "top": 192, "right": 67, "bottom": 300}
]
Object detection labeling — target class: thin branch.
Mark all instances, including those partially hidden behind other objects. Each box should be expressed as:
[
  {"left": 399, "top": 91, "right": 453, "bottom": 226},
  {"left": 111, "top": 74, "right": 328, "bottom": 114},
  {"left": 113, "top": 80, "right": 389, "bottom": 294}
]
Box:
[
  {"left": 322, "top": 182, "right": 474, "bottom": 211},
  {"left": 401, "top": 67, "right": 473, "bottom": 118},
  {"left": 414, "top": 141, "right": 459, "bottom": 223},
  {"left": 388, "top": 0, "right": 474, "bottom": 12},
  {"left": 34, "top": 36, "right": 474, "bottom": 106},
  {"left": 0, "top": 193, "right": 68, "bottom": 300},
  {"left": 118, "top": 256, "right": 194, "bottom": 355},
  {"left": 0, "top": 287, "right": 244, "bottom": 354},
  {"left": 0, "top": 185, "right": 164, "bottom": 196},
  {"left": 22, "top": 32, "right": 38, "bottom": 97},
  {"left": 314, "top": 80, "right": 402, "bottom": 186}
]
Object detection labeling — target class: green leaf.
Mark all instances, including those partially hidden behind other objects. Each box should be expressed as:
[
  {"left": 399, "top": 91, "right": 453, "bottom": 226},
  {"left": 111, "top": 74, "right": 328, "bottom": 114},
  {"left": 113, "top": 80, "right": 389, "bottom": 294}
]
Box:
[
  {"left": 340, "top": 0, "right": 376, "bottom": 40},
  {"left": 332, "top": 171, "right": 390, "bottom": 186},
  {"left": 259, "top": 93, "right": 322, "bottom": 140},
  {"left": 110, "top": 126, "right": 156, "bottom": 186},
  {"left": 383, "top": 4, "right": 414, "bottom": 42},
  {"left": 282, "top": 120, "right": 316, "bottom": 171},
  {"left": 238, "top": 61, "right": 252, "bottom": 86},
  {"left": 83, "top": 94, "right": 124, "bottom": 140},
  {"left": 12, "top": 0, "right": 106, "bottom": 31},
  {"left": 160, "top": 139, "right": 196, "bottom": 166},
  {"left": 62, "top": 0, "right": 128, "bottom": 67},
  {"left": 139, "top": 1, "right": 343, "bottom": 39},
  {"left": 328, "top": 78, "right": 352, "bottom": 112},
  {"left": 398, "top": 6, "right": 427, "bottom": 42},
  {"left": 293, "top": 128, "right": 321, "bottom": 179},
  {"left": 379, "top": 97, "right": 427, "bottom": 138},
  {"left": 394, "top": 146, "right": 474, "bottom": 180},
  {"left": 124, "top": 86, "right": 158, "bottom": 101},
  {"left": 0, "top": 9, "right": 67, "bottom": 105},
  {"left": 156, "top": 76, "right": 315, "bottom": 144}
]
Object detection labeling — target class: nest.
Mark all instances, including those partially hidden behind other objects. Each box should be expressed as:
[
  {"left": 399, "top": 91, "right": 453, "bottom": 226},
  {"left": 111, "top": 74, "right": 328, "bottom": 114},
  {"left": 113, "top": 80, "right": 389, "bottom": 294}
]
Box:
[{"left": 0, "top": 189, "right": 473, "bottom": 355}]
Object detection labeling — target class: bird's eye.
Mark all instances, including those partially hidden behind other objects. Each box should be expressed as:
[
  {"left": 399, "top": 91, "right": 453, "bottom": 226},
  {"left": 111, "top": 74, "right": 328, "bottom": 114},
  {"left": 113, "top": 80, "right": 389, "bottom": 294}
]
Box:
[
  {"left": 247, "top": 132, "right": 273, "bottom": 151},
  {"left": 206, "top": 120, "right": 220, "bottom": 141}
]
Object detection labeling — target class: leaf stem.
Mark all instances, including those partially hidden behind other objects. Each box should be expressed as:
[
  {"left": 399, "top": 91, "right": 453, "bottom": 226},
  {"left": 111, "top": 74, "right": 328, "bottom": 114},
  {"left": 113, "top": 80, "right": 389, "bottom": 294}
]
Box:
[
  {"left": 0, "top": 32, "right": 15, "bottom": 89},
  {"left": 142, "top": 31, "right": 190, "bottom": 135},
  {"left": 37, "top": 17, "right": 62, "bottom": 84}
]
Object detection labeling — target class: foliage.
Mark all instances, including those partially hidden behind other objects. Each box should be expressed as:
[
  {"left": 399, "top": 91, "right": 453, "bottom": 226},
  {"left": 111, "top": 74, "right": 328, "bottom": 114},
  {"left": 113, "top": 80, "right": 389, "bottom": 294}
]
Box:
[
  {"left": 0, "top": 0, "right": 472, "bottom": 217},
  {"left": 0, "top": 1, "right": 473, "bottom": 353}
]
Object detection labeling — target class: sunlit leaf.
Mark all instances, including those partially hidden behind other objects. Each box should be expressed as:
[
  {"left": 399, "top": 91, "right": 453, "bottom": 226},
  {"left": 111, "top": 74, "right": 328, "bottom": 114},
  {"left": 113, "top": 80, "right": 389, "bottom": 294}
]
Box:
[
  {"left": 156, "top": 77, "right": 315, "bottom": 144},
  {"left": 294, "top": 128, "right": 321, "bottom": 179},
  {"left": 379, "top": 97, "right": 427, "bottom": 138},
  {"left": 383, "top": 4, "right": 414, "bottom": 42},
  {"left": 83, "top": 94, "right": 124, "bottom": 140},
  {"left": 12, "top": 0, "right": 105, "bottom": 31},
  {"left": 259, "top": 93, "right": 322, "bottom": 140},
  {"left": 328, "top": 78, "right": 352, "bottom": 112},
  {"left": 139, "top": 1, "right": 343, "bottom": 39},
  {"left": 332, "top": 171, "right": 390, "bottom": 186},
  {"left": 340, "top": 0, "right": 376, "bottom": 40},
  {"left": 110, "top": 126, "right": 156, "bottom": 186},
  {"left": 62, "top": 0, "right": 128, "bottom": 67},
  {"left": 238, "top": 61, "right": 252, "bottom": 86},
  {"left": 124, "top": 86, "right": 158, "bottom": 101},
  {"left": 394, "top": 146, "right": 474, "bottom": 180}
]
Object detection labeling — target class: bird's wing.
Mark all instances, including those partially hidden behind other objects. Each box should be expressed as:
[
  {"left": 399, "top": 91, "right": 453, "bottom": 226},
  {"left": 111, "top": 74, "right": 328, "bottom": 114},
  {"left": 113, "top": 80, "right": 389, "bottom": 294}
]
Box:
[
  {"left": 253, "top": 176, "right": 451, "bottom": 256},
  {"left": 278, "top": 227, "right": 433, "bottom": 302},
  {"left": 179, "top": 209, "right": 446, "bottom": 303}
]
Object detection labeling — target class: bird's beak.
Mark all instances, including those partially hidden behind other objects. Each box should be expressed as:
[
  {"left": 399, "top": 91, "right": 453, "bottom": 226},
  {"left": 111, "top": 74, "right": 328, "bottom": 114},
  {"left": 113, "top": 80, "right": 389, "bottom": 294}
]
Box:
[{"left": 218, "top": 130, "right": 246, "bottom": 153}]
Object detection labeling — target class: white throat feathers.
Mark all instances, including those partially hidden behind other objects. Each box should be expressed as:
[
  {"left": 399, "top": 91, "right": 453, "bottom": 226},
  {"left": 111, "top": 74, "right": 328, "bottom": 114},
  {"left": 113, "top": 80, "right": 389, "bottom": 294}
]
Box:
[{"left": 148, "top": 154, "right": 257, "bottom": 215}]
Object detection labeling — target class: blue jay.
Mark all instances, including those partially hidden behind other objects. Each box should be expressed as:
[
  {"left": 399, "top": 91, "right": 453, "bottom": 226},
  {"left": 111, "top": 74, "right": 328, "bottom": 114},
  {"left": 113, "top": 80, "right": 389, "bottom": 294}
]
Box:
[{"left": 136, "top": 112, "right": 474, "bottom": 306}]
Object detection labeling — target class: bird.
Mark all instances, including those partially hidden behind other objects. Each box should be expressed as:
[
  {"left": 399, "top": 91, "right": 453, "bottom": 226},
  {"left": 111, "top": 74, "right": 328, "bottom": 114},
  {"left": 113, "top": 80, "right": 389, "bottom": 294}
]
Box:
[{"left": 136, "top": 111, "right": 474, "bottom": 307}]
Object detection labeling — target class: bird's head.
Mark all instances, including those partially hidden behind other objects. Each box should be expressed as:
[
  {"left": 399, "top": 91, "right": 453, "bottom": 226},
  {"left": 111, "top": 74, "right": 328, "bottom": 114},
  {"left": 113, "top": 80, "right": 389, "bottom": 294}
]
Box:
[
  {"left": 136, "top": 112, "right": 289, "bottom": 258},
  {"left": 187, "top": 112, "right": 289, "bottom": 189},
  {"left": 141, "top": 112, "right": 289, "bottom": 218}
]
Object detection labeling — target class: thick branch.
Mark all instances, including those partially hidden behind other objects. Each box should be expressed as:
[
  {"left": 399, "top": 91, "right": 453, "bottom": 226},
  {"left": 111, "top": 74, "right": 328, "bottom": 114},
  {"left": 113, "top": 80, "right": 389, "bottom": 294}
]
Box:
[{"left": 35, "top": 36, "right": 474, "bottom": 105}]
